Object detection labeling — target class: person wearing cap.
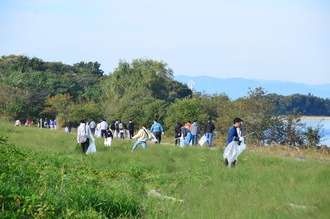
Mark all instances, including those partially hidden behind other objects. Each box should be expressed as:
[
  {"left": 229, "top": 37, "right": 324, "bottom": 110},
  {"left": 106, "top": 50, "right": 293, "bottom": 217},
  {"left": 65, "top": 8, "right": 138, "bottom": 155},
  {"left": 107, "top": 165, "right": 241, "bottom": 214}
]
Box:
[
  {"left": 204, "top": 117, "right": 216, "bottom": 146},
  {"left": 225, "top": 117, "right": 243, "bottom": 166}
]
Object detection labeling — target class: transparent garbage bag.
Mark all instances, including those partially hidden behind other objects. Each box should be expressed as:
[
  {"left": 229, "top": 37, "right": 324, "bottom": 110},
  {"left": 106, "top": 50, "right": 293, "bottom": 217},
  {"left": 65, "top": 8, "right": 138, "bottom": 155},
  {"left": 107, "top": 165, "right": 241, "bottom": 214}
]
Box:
[
  {"left": 198, "top": 134, "right": 207, "bottom": 146},
  {"left": 86, "top": 141, "right": 96, "bottom": 154},
  {"left": 223, "top": 139, "right": 246, "bottom": 166}
]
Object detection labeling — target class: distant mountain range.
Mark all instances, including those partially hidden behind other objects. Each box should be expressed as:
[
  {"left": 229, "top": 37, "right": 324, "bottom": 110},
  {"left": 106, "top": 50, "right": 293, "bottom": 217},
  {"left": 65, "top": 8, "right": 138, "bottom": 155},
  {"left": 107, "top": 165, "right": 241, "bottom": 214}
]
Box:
[{"left": 174, "top": 75, "right": 330, "bottom": 100}]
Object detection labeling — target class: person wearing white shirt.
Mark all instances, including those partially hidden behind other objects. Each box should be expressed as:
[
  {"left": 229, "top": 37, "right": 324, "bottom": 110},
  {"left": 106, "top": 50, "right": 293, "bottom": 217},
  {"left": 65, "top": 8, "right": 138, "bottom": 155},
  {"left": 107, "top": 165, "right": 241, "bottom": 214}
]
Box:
[
  {"left": 100, "top": 119, "right": 109, "bottom": 138},
  {"left": 77, "top": 120, "right": 95, "bottom": 154}
]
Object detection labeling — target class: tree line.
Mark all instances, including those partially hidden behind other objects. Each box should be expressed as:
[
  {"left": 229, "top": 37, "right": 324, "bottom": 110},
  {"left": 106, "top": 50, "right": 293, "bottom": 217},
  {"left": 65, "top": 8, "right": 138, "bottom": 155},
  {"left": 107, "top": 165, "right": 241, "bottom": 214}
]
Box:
[{"left": 0, "top": 55, "right": 327, "bottom": 147}]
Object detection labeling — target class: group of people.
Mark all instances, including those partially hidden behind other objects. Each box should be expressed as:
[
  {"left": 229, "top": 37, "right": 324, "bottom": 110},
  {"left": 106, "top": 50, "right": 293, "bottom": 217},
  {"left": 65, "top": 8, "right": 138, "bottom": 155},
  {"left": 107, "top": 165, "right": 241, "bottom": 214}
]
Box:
[
  {"left": 76, "top": 119, "right": 135, "bottom": 153},
  {"left": 14, "top": 118, "right": 57, "bottom": 129},
  {"left": 86, "top": 119, "right": 135, "bottom": 140},
  {"left": 14, "top": 119, "right": 33, "bottom": 127},
  {"left": 76, "top": 119, "right": 165, "bottom": 153},
  {"left": 14, "top": 119, "right": 35, "bottom": 127},
  {"left": 76, "top": 117, "right": 245, "bottom": 167},
  {"left": 37, "top": 118, "right": 57, "bottom": 129},
  {"left": 174, "top": 117, "right": 216, "bottom": 147}
]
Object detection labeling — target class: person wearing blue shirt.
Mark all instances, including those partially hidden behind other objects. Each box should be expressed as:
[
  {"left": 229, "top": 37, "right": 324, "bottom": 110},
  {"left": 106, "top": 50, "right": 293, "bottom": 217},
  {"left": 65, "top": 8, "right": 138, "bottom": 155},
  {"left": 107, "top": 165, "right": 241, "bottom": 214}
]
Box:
[
  {"left": 150, "top": 119, "right": 164, "bottom": 143},
  {"left": 225, "top": 117, "right": 243, "bottom": 166}
]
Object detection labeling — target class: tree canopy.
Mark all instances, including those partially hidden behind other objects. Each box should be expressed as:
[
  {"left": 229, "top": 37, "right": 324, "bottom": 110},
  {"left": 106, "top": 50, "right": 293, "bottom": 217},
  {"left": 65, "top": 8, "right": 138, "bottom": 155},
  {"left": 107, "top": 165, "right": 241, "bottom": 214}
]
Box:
[{"left": 0, "top": 54, "right": 328, "bottom": 147}]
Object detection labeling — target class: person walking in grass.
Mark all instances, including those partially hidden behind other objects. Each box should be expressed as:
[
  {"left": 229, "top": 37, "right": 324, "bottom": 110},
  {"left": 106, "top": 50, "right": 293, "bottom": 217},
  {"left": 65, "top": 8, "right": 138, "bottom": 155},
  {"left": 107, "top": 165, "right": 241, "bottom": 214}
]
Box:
[
  {"left": 100, "top": 119, "right": 109, "bottom": 138},
  {"left": 77, "top": 120, "right": 95, "bottom": 154},
  {"left": 104, "top": 127, "right": 113, "bottom": 147},
  {"left": 190, "top": 120, "right": 200, "bottom": 146},
  {"left": 67, "top": 120, "right": 72, "bottom": 132},
  {"left": 225, "top": 117, "right": 243, "bottom": 166},
  {"left": 89, "top": 119, "right": 96, "bottom": 135},
  {"left": 131, "top": 124, "right": 152, "bottom": 151},
  {"left": 128, "top": 120, "right": 135, "bottom": 139},
  {"left": 204, "top": 117, "right": 216, "bottom": 146},
  {"left": 174, "top": 122, "right": 182, "bottom": 145},
  {"left": 150, "top": 119, "right": 164, "bottom": 143}
]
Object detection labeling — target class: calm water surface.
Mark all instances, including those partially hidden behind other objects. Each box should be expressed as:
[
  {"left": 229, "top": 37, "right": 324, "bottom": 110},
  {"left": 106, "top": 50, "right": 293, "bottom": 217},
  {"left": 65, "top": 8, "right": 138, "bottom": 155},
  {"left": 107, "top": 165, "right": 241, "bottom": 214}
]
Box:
[{"left": 305, "top": 121, "right": 330, "bottom": 146}]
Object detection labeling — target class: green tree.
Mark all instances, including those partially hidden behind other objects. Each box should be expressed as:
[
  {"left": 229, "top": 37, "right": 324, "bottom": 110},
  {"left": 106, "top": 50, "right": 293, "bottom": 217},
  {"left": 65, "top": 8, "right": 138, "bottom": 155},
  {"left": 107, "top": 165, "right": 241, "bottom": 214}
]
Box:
[{"left": 165, "top": 97, "right": 209, "bottom": 132}]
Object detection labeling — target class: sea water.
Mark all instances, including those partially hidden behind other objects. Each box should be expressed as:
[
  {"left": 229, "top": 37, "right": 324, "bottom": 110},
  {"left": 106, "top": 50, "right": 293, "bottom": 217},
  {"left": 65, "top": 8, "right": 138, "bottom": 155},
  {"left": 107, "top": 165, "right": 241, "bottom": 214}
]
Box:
[{"left": 305, "top": 121, "right": 330, "bottom": 146}]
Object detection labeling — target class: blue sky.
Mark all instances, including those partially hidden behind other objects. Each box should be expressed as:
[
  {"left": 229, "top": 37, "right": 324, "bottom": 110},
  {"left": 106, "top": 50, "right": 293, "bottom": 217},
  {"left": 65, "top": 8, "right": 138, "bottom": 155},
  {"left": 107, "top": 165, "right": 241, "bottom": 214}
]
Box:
[{"left": 1, "top": 0, "right": 329, "bottom": 85}]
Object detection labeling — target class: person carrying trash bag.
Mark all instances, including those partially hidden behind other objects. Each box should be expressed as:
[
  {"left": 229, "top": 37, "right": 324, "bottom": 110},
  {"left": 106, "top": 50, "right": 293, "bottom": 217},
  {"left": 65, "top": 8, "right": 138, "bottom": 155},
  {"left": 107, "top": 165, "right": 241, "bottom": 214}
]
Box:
[
  {"left": 77, "top": 120, "right": 95, "bottom": 154},
  {"left": 150, "top": 119, "right": 164, "bottom": 143},
  {"left": 224, "top": 118, "right": 244, "bottom": 167},
  {"left": 179, "top": 125, "right": 190, "bottom": 147},
  {"left": 104, "top": 127, "right": 113, "bottom": 147}
]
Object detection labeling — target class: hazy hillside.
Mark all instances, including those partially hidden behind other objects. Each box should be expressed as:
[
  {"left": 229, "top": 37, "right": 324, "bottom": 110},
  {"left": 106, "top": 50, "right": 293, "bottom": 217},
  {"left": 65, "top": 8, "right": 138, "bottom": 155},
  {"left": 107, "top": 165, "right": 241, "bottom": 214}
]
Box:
[{"left": 174, "top": 75, "right": 330, "bottom": 99}]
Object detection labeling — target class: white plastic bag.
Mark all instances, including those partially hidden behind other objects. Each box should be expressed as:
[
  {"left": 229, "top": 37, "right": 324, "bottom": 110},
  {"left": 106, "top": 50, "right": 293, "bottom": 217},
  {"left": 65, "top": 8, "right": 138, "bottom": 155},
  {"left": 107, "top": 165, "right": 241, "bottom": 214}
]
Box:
[
  {"left": 86, "top": 141, "right": 96, "bottom": 154},
  {"left": 104, "top": 137, "right": 112, "bottom": 147},
  {"left": 179, "top": 136, "right": 185, "bottom": 147},
  {"left": 150, "top": 132, "right": 158, "bottom": 143},
  {"left": 64, "top": 127, "right": 69, "bottom": 132},
  {"left": 223, "top": 140, "right": 246, "bottom": 166},
  {"left": 198, "top": 134, "right": 207, "bottom": 146},
  {"left": 95, "top": 129, "right": 101, "bottom": 138}
]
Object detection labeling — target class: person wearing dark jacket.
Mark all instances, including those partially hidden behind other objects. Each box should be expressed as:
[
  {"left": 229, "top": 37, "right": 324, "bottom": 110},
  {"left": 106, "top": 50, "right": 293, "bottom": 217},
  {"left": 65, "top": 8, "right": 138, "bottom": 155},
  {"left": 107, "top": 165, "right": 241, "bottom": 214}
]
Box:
[
  {"left": 204, "top": 117, "right": 216, "bottom": 146},
  {"left": 67, "top": 120, "right": 72, "bottom": 132},
  {"left": 104, "top": 127, "right": 113, "bottom": 147},
  {"left": 128, "top": 120, "right": 134, "bottom": 139},
  {"left": 225, "top": 117, "right": 243, "bottom": 166},
  {"left": 174, "top": 122, "right": 182, "bottom": 145}
]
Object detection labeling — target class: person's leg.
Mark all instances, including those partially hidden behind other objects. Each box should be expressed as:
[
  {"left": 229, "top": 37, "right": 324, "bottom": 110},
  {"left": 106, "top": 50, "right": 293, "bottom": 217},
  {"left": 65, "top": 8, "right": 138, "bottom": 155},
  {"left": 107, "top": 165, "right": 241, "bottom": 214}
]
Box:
[
  {"left": 154, "top": 132, "right": 160, "bottom": 143},
  {"left": 81, "top": 143, "right": 85, "bottom": 154},
  {"left": 141, "top": 141, "right": 147, "bottom": 149},
  {"left": 209, "top": 133, "right": 213, "bottom": 146},
  {"left": 132, "top": 140, "right": 142, "bottom": 151},
  {"left": 205, "top": 133, "right": 211, "bottom": 145},
  {"left": 81, "top": 139, "right": 89, "bottom": 154},
  {"left": 191, "top": 135, "right": 196, "bottom": 145},
  {"left": 158, "top": 132, "right": 162, "bottom": 143}
]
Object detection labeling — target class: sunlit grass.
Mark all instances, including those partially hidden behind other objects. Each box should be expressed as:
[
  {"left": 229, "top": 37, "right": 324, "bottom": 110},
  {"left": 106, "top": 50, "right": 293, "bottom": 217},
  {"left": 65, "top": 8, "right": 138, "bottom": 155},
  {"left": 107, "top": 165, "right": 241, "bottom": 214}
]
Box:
[{"left": 1, "top": 119, "right": 329, "bottom": 218}]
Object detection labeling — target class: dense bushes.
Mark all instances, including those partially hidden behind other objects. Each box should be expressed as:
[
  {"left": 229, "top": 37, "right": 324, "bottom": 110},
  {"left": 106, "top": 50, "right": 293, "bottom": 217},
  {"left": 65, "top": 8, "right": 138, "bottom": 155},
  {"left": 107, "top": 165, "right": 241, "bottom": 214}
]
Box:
[{"left": 0, "top": 135, "right": 143, "bottom": 218}]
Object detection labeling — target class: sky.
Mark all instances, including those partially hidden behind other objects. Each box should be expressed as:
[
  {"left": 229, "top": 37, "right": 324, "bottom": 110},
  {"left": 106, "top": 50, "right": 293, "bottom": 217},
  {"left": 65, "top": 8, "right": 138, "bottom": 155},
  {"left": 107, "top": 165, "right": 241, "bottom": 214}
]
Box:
[{"left": 1, "top": 0, "right": 329, "bottom": 85}]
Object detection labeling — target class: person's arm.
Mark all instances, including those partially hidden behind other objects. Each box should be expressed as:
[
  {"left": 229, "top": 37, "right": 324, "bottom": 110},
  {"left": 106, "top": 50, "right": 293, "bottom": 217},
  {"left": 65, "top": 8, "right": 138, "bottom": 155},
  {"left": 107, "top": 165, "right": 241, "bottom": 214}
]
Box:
[
  {"left": 88, "top": 126, "right": 95, "bottom": 141},
  {"left": 77, "top": 126, "right": 80, "bottom": 143},
  {"left": 212, "top": 123, "right": 215, "bottom": 132},
  {"left": 227, "top": 127, "right": 239, "bottom": 143}
]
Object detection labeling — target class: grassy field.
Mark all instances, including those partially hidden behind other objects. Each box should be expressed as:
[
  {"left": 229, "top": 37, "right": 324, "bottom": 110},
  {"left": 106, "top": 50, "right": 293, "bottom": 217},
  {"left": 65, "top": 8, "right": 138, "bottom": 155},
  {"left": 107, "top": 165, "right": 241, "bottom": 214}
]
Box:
[{"left": 1, "top": 120, "right": 329, "bottom": 218}]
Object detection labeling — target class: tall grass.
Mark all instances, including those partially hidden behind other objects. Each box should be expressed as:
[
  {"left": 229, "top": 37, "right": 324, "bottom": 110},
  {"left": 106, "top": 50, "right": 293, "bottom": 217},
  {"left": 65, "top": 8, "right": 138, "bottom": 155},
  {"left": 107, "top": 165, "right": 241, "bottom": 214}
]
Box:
[{"left": 1, "top": 120, "right": 329, "bottom": 218}]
